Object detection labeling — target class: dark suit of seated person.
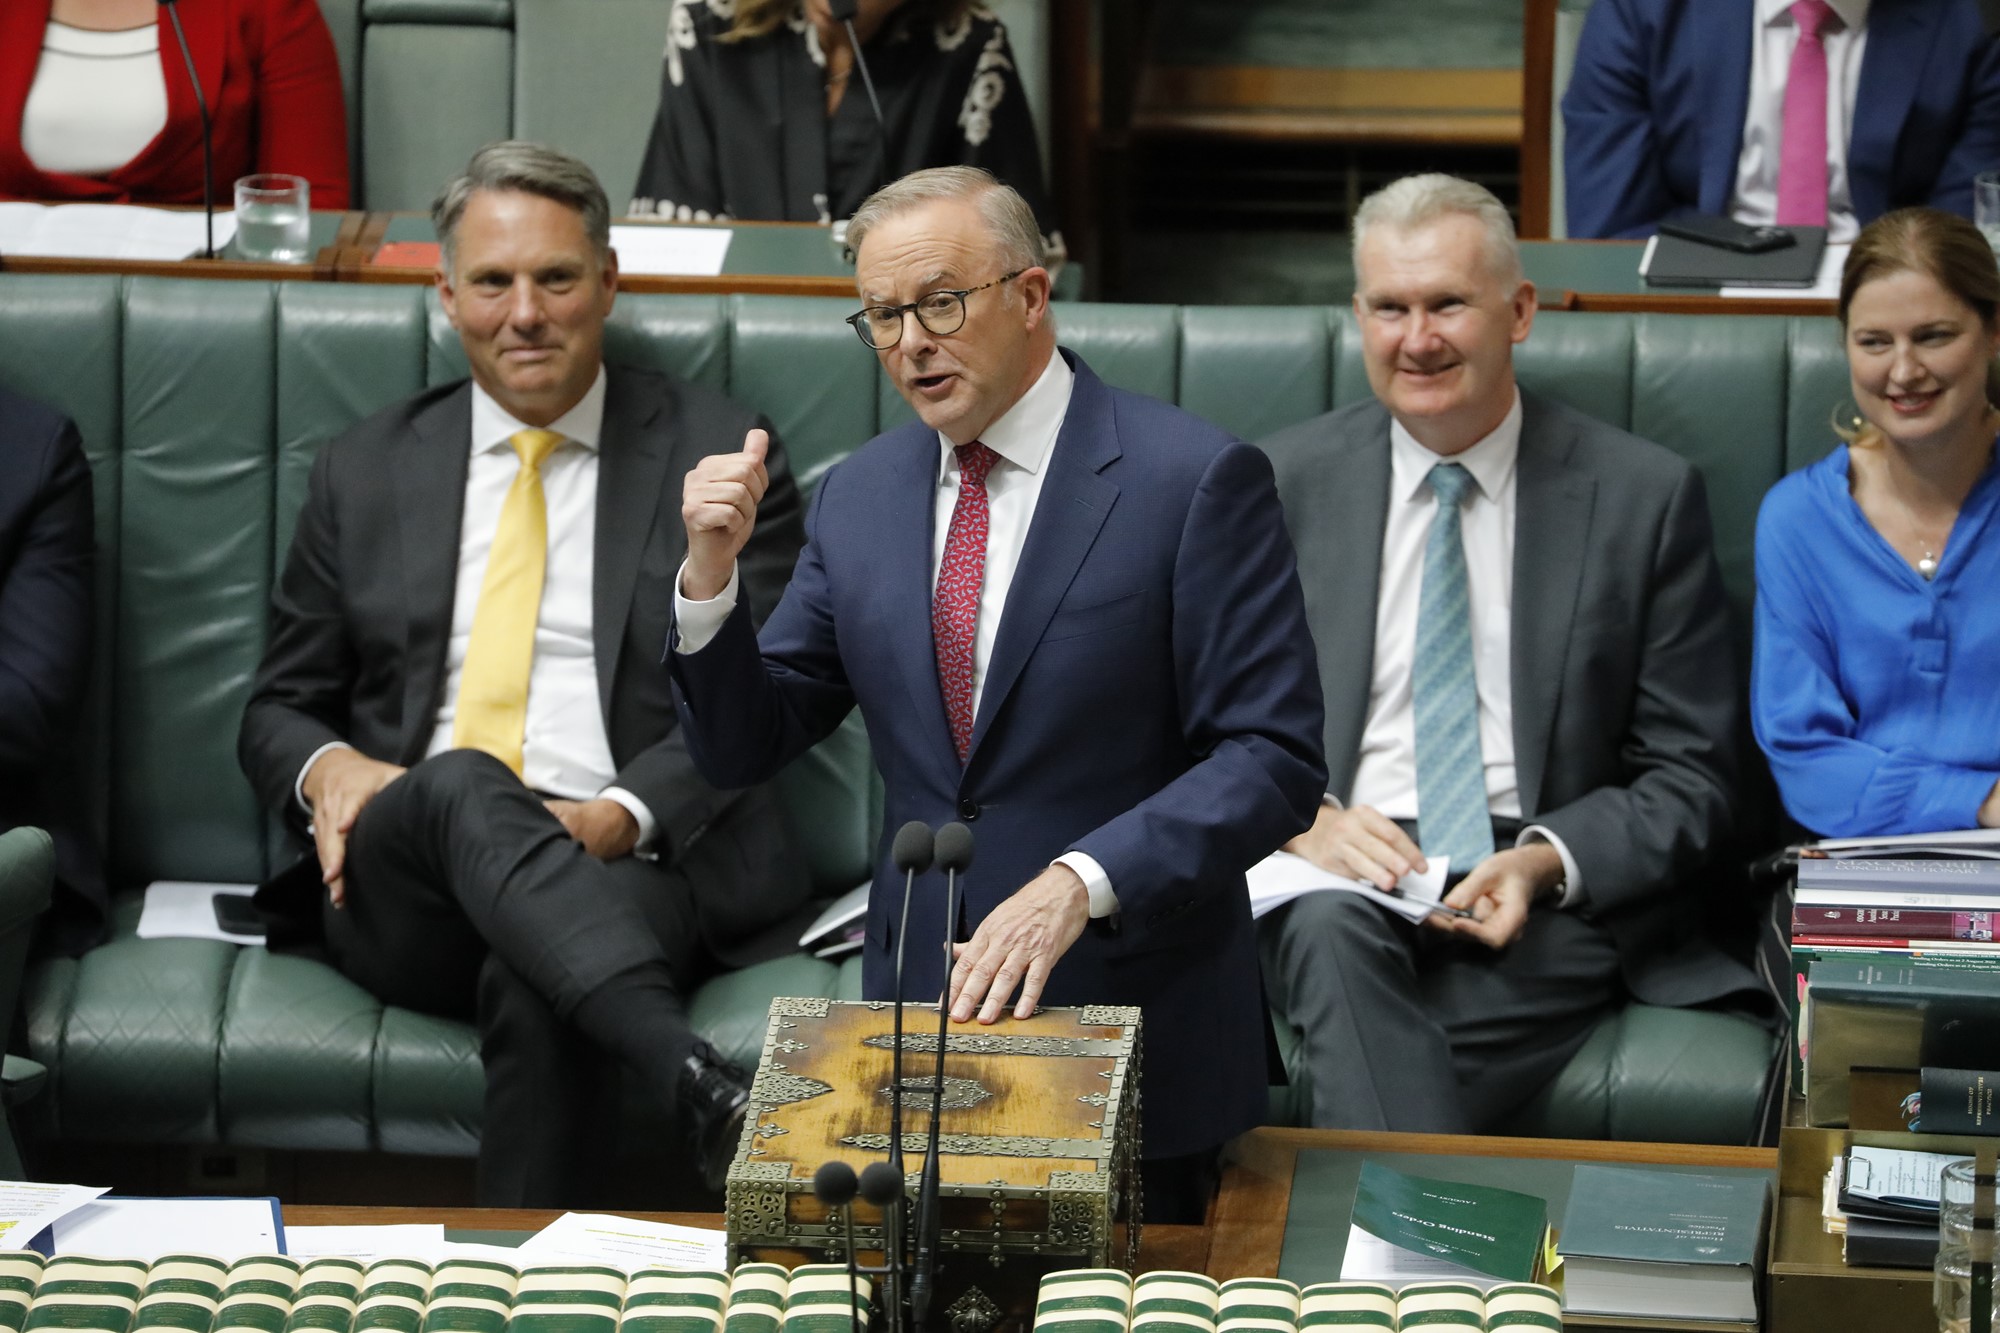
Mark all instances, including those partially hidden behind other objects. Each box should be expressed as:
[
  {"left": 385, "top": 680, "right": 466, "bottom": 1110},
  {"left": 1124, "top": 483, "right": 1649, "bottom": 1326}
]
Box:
[
  {"left": 631, "top": 0, "right": 1060, "bottom": 258},
  {"left": 1257, "top": 174, "right": 1760, "bottom": 1133},
  {"left": 0, "top": 384, "right": 107, "bottom": 953},
  {"left": 1753, "top": 207, "right": 2000, "bottom": 838},
  {"left": 1562, "top": 0, "right": 2000, "bottom": 240},
  {"left": 237, "top": 142, "right": 809, "bottom": 1206}
]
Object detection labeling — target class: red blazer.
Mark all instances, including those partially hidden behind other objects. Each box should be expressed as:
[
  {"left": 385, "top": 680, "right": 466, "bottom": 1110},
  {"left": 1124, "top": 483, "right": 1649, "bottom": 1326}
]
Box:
[{"left": 0, "top": 0, "right": 348, "bottom": 208}]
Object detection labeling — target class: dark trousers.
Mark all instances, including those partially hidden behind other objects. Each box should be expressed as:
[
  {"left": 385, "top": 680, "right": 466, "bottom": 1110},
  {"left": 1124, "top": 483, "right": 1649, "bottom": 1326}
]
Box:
[
  {"left": 323, "top": 749, "right": 705, "bottom": 1207},
  {"left": 1259, "top": 879, "right": 1621, "bottom": 1135}
]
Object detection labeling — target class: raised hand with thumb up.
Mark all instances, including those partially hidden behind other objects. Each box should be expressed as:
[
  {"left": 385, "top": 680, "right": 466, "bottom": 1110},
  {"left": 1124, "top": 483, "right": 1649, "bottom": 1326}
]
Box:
[{"left": 681, "top": 427, "right": 770, "bottom": 600}]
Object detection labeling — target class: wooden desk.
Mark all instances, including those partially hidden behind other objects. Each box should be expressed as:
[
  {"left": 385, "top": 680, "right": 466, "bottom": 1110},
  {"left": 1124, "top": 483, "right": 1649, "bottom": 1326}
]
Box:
[
  {"left": 0, "top": 211, "right": 364, "bottom": 283},
  {"left": 1523, "top": 240, "right": 1839, "bottom": 318},
  {"left": 276, "top": 1206, "right": 1212, "bottom": 1276}
]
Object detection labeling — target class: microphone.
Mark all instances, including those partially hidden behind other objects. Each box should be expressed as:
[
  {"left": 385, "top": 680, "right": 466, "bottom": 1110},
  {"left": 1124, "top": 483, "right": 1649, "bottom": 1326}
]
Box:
[
  {"left": 859, "top": 1160, "right": 906, "bottom": 1333},
  {"left": 884, "top": 820, "right": 931, "bottom": 1332},
  {"left": 812, "top": 1162, "right": 864, "bottom": 1333},
  {"left": 911, "top": 822, "right": 974, "bottom": 1331},
  {"left": 826, "top": 0, "right": 891, "bottom": 200},
  {"left": 157, "top": 0, "right": 216, "bottom": 259}
]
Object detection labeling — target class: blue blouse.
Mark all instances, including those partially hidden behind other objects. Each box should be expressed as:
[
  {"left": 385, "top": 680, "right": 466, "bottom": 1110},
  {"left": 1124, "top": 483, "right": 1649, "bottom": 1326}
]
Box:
[{"left": 1752, "top": 442, "right": 2000, "bottom": 838}]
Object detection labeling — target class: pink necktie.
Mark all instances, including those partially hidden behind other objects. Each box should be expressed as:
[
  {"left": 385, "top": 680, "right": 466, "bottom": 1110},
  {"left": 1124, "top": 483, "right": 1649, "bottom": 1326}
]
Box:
[
  {"left": 933, "top": 442, "right": 997, "bottom": 764},
  {"left": 1776, "top": 0, "right": 1837, "bottom": 226}
]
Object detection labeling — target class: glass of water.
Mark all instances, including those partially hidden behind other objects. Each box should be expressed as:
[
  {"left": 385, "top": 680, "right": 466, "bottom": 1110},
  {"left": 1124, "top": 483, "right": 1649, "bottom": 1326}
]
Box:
[
  {"left": 1935, "top": 1159, "right": 1996, "bottom": 1333},
  {"left": 1977, "top": 171, "right": 2000, "bottom": 264},
  {"left": 233, "top": 173, "right": 311, "bottom": 262}
]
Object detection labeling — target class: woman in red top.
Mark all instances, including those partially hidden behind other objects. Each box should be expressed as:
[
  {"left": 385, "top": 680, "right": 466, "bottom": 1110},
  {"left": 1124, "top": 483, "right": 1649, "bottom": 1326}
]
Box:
[{"left": 0, "top": 0, "right": 348, "bottom": 207}]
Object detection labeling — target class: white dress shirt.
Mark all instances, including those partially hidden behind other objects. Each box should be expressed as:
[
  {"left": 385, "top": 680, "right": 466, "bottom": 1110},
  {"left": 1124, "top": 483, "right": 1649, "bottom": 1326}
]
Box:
[
  {"left": 22, "top": 22, "right": 168, "bottom": 178},
  {"left": 298, "top": 368, "right": 657, "bottom": 849},
  {"left": 676, "top": 352, "right": 1120, "bottom": 917},
  {"left": 1729, "top": 0, "right": 1870, "bottom": 243},
  {"left": 1347, "top": 395, "right": 1584, "bottom": 905}
]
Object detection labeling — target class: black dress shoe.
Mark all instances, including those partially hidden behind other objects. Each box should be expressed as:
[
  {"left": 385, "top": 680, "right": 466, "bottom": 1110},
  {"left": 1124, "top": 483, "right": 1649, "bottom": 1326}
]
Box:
[{"left": 678, "top": 1047, "right": 751, "bottom": 1193}]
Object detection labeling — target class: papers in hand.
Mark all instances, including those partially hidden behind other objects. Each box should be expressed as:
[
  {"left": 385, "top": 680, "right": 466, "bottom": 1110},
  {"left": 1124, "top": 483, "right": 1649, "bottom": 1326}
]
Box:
[
  {"left": 1246, "top": 850, "right": 1450, "bottom": 924},
  {"left": 0, "top": 202, "right": 239, "bottom": 260},
  {"left": 515, "top": 1213, "right": 729, "bottom": 1274}
]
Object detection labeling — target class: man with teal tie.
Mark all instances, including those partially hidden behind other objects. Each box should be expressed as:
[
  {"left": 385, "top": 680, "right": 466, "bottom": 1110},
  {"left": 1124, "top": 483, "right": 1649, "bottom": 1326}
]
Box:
[{"left": 1256, "top": 174, "right": 1755, "bottom": 1132}]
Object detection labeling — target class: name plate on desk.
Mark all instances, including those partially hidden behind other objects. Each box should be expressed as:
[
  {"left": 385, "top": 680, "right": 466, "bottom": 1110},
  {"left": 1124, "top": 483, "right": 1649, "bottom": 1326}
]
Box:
[{"left": 726, "top": 999, "right": 1141, "bottom": 1333}]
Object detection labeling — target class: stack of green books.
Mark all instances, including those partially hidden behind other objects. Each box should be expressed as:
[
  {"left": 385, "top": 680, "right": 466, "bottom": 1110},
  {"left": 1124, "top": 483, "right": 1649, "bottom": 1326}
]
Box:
[
  {"left": 1035, "top": 1270, "right": 1560, "bottom": 1333},
  {"left": 0, "top": 1256, "right": 866, "bottom": 1333}
]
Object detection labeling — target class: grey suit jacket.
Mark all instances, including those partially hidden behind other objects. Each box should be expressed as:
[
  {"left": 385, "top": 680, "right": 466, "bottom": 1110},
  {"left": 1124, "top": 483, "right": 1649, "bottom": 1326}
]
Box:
[
  {"left": 1259, "top": 390, "right": 1751, "bottom": 1006},
  {"left": 239, "top": 365, "right": 808, "bottom": 954}
]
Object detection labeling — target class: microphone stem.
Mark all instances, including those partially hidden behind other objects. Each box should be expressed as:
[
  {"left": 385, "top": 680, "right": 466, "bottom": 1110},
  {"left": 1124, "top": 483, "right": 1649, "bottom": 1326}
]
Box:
[
  {"left": 840, "top": 17, "right": 891, "bottom": 196},
  {"left": 162, "top": 1, "right": 215, "bottom": 259}
]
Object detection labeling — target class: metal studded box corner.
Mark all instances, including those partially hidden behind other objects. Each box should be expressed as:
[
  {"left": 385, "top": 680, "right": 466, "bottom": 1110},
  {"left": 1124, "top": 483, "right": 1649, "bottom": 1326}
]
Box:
[{"left": 724, "top": 998, "right": 1143, "bottom": 1332}]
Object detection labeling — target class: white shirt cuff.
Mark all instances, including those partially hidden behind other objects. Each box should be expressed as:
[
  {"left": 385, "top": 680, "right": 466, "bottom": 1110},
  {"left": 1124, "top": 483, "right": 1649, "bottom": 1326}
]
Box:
[
  {"left": 597, "top": 786, "right": 659, "bottom": 857},
  {"left": 296, "top": 740, "right": 355, "bottom": 816},
  {"left": 1516, "top": 824, "right": 1583, "bottom": 907},
  {"left": 673, "top": 559, "right": 740, "bottom": 654},
  {"left": 1055, "top": 851, "right": 1118, "bottom": 919}
]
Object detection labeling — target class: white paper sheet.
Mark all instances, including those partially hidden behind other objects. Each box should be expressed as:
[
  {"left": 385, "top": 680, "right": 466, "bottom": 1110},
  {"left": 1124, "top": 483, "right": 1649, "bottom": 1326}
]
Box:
[
  {"left": 285, "top": 1224, "right": 445, "bottom": 1263},
  {"left": 515, "top": 1213, "right": 728, "bottom": 1274},
  {"left": 607, "top": 225, "right": 733, "bottom": 277},
  {"left": 0, "top": 203, "right": 239, "bottom": 261},
  {"left": 1719, "top": 242, "right": 1848, "bottom": 298},
  {"left": 1245, "top": 850, "right": 1450, "bottom": 924},
  {"left": 52, "top": 1196, "right": 282, "bottom": 1260},
  {"left": 1338, "top": 1223, "right": 1505, "bottom": 1291},
  {"left": 800, "top": 883, "right": 869, "bottom": 949},
  {"left": 1844, "top": 1147, "right": 1957, "bottom": 1209},
  {"left": 136, "top": 881, "right": 263, "bottom": 943},
  {"left": 0, "top": 1181, "right": 109, "bottom": 1249}
]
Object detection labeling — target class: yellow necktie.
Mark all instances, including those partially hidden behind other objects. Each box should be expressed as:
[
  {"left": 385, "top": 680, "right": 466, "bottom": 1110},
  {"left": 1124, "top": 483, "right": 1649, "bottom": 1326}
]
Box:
[{"left": 453, "top": 428, "right": 564, "bottom": 776}]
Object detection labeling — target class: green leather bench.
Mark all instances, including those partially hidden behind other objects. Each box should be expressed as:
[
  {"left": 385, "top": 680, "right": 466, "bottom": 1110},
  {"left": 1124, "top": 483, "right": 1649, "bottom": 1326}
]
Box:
[{"left": 0, "top": 276, "right": 1836, "bottom": 1165}]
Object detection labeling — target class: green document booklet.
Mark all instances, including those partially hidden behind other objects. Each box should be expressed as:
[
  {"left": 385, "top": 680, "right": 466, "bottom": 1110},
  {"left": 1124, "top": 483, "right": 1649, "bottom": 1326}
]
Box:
[
  {"left": 1558, "top": 1166, "right": 1767, "bottom": 1321},
  {"left": 1341, "top": 1163, "right": 1548, "bottom": 1289}
]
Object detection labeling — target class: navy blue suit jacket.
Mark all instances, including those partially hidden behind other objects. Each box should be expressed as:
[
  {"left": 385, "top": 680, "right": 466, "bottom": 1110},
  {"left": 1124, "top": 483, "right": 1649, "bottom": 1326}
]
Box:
[
  {"left": 0, "top": 385, "right": 104, "bottom": 950},
  {"left": 1563, "top": 0, "right": 2000, "bottom": 239},
  {"left": 671, "top": 351, "right": 1327, "bottom": 1158}
]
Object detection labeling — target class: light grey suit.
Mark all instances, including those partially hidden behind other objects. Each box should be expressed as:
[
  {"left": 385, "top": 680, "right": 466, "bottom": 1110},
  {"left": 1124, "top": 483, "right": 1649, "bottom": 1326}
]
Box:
[{"left": 1257, "top": 389, "right": 1756, "bottom": 1132}]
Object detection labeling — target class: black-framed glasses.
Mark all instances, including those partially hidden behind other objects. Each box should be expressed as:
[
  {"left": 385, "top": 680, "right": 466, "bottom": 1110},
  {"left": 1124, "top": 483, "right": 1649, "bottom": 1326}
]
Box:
[{"left": 844, "top": 270, "right": 1026, "bottom": 349}]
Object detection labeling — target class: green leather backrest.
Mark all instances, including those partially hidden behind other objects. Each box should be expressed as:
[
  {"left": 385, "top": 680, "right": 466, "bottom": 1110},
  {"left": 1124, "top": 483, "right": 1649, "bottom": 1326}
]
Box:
[
  {"left": 511, "top": 0, "right": 674, "bottom": 215},
  {"left": 315, "top": 0, "right": 363, "bottom": 187},
  {"left": 360, "top": 0, "right": 515, "bottom": 211},
  {"left": 0, "top": 275, "right": 1848, "bottom": 897}
]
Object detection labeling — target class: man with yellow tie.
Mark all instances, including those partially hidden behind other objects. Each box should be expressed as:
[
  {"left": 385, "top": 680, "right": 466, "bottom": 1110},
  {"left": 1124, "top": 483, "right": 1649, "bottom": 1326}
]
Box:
[{"left": 238, "top": 142, "right": 809, "bottom": 1205}]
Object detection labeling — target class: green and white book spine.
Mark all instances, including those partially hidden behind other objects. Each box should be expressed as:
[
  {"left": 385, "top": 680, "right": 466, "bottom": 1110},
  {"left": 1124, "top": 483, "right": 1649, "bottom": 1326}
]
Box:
[
  {"left": 618, "top": 1269, "right": 727, "bottom": 1333},
  {"left": 719, "top": 1264, "right": 786, "bottom": 1333},
  {"left": 421, "top": 1262, "right": 518, "bottom": 1333},
  {"left": 1296, "top": 1283, "right": 1395, "bottom": 1330},
  {"left": 27, "top": 1256, "right": 151, "bottom": 1333},
  {"left": 284, "top": 1259, "right": 365, "bottom": 1333},
  {"left": 1217, "top": 1277, "right": 1298, "bottom": 1333},
  {"left": 1034, "top": 1269, "right": 1133, "bottom": 1333},
  {"left": 134, "top": 1255, "right": 230, "bottom": 1333},
  {"left": 1131, "top": 1271, "right": 1217, "bottom": 1333},
  {"left": 1391, "top": 1283, "right": 1483, "bottom": 1331},
  {"left": 353, "top": 1261, "right": 432, "bottom": 1333},
  {"left": 0, "top": 1251, "right": 45, "bottom": 1332},
  {"left": 1479, "top": 1284, "right": 1561, "bottom": 1330},
  {"left": 777, "top": 1264, "right": 868, "bottom": 1333},
  {"left": 503, "top": 1265, "right": 625, "bottom": 1333},
  {"left": 213, "top": 1257, "right": 301, "bottom": 1333}
]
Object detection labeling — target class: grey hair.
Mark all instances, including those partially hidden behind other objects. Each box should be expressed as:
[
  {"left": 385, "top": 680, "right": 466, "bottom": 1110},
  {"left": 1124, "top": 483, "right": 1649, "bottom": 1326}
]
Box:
[
  {"left": 847, "top": 166, "right": 1045, "bottom": 275},
  {"left": 433, "top": 141, "right": 612, "bottom": 270},
  {"left": 1352, "top": 173, "right": 1523, "bottom": 284}
]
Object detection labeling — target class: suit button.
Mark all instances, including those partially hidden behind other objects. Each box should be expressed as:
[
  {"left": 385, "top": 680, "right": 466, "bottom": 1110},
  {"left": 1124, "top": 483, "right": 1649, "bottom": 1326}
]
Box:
[{"left": 957, "top": 798, "right": 980, "bottom": 821}]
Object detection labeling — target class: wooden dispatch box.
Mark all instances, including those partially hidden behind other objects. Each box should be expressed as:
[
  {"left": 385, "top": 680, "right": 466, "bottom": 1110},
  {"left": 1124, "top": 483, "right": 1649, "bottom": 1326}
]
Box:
[{"left": 725, "top": 998, "right": 1142, "bottom": 1333}]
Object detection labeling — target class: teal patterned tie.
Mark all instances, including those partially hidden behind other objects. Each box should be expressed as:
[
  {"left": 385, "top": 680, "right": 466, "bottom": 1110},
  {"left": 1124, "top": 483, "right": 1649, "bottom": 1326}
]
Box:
[{"left": 1413, "top": 462, "right": 1495, "bottom": 872}]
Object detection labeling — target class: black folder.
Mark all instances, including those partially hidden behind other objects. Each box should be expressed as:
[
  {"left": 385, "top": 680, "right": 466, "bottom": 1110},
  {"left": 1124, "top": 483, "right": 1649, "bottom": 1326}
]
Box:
[{"left": 1640, "top": 225, "right": 1829, "bottom": 288}]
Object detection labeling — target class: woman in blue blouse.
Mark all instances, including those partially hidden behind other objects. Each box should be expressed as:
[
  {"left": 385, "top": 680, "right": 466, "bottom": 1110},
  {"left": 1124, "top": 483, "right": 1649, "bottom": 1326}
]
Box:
[{"left": 1753, "top": 207, "right": 2000, "bottom": 838}]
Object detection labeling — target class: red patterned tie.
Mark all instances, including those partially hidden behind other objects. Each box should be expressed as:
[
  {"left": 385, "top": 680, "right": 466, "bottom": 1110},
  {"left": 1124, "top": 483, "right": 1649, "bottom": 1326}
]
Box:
[{"left": 934, "top": 442, "right": 998, "bottom": 764}]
